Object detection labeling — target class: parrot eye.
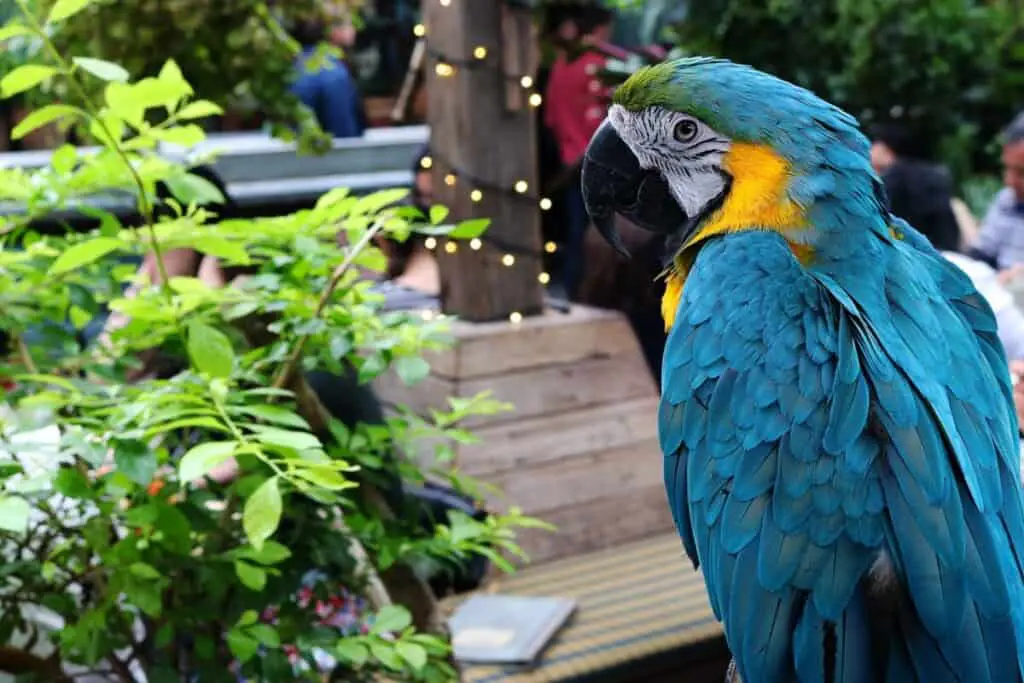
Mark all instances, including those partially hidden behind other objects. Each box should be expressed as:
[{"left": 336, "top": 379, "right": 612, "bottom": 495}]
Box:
[{"left": 673, "top": 119, "right": 699, "bottom": 143}]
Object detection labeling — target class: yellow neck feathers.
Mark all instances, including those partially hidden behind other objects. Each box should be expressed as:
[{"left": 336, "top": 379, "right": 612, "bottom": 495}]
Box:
[{"left": 660, "top": 143, "right": 808, "bottom": 331}]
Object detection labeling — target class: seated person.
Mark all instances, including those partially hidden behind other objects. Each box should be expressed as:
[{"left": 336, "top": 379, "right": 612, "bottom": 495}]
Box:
[
  {"left": 366, "top": 144, "right": 440, "bottom": 312},
  {"left": 869, "top": 121, "right": 962, "bottom": 252},
  {"left": 943, "top": 250, "right": 1024, "bottom": 363},
  {"left": 576, "top": 215, "right": 666, "bottom": 382},
  {"left": 290, "top": 18, "right": 365, "bottom": 139},
  {"left": 968, "top": 112, "right": 1024, "bottom": 280}
]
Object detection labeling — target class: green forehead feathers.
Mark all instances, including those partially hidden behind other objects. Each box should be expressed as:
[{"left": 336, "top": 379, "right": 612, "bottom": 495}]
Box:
[{"left": 612, "top": 62, "right": 677, "bottom": 112}]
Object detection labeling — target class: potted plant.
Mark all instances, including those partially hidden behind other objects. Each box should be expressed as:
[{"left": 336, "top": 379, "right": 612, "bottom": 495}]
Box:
[{"left": 0, "top": 0, "right": 547, "bottom": 679}]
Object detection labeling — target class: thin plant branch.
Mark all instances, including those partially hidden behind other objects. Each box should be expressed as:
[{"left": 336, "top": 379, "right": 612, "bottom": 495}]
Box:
[{"left": 272, "top": 223, "right": 383, "bottom": 389}]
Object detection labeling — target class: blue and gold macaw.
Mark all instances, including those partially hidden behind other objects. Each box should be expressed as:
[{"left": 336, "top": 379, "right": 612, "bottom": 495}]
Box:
[{"left": 580, "top": 58, "right": 1024, "bottom": 683}]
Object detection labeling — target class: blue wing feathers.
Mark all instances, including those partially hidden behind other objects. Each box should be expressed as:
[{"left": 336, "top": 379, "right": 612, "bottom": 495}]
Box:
[{"left": 659, "top": 231, "right": 1024, "bottom": 682}]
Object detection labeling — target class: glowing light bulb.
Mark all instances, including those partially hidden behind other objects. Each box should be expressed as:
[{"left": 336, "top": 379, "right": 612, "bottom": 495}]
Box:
[
  {"left": 520, "top": 75, "right": 533, "bottom": 89},
  {"left": 528, "top": 93, "right": 543, "bottom": 107},
  {"left": 425, "top": 237, "right": 437, "bottom": 250},
  {"left": 539, "top": 197, "right": 552, "bottom": 210},
  {"left": 470, "top": 189, "right": 483, "bottom": 202},
  {"left": 502, "top": 254, "right": 515, "bottom": 267},
  {"left": 420, "top": 156, "right": 433, "bottom": 169},
  {"left": 509, "top": 312, "right": 523, "bottom": 324},
  {"left": 538, "top": 272, "right": 551, "bottom": 285},
  {"left": 514, "top": 180, "right": 528, "bottom": 194},
  {"left": 469, "top": 238, "right": 482, "bottom": 250},
  {"left": 435, "top": 63, "right": 455, "bottom": 77},
  {"left": 473, "top": 46, "right": 488, "bottom": 60},
  {"left": 444, "top": 174, "right": 457, "bottom": 186},
  {"left": 440, "top": 0, "right": 451, "bottom": 6},
  {"left": 544, "top": 241, "right": 557, "bottom": 253},
  {"left": 444, "top": 241, "right": 458, "bottom": 253},
  {"left": 413, "top": 24, "right": 426, "bottom": 37}
]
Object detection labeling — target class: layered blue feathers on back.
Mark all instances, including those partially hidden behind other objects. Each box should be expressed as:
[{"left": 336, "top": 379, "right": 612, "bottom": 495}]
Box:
[{"left": 661, "top": 226, "right": 1024, "bottom": 682}]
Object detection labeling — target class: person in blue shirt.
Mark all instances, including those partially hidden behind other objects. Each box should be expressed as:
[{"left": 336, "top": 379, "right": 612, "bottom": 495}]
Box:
[{"left": 290, "top": 19, "right": 366, "bottom": 139}]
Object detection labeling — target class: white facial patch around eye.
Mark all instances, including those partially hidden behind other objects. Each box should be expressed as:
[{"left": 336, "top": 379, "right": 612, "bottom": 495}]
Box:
[{"left": 607, "top": 105, "right": 731, "bottom": 221}]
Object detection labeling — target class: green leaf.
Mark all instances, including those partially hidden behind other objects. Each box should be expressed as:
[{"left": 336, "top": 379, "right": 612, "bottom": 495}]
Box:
[
  {"left": 114, "top": 442, "right": 158, "bottom": 486},
  {"left": 192, "top": 236, "right": 248, "bottom": 263},
  {"left": 448, "top": 218, "right": 491, "bottom": 239},
  {"left": 187, "top": 322, "right": 235, "bottom": 378},
  {"left": 372, "top": 605, "right": 413, "bottom": 634},
  {"left": 369, "top": 640, "right": 403, "bottom": 670},
  {"left": 234, "top": 405, "right": 310, "bottom": 430},
  {"left": 351, "top": 188, "right": 409, "bottom": 216},
  {"left": 48, "top": 0, "right": 95, "bottom": 23},
  {"left": 142, "top": 417, "right": 228, "bottom": 439},
  {"left": 249, "top": 624, "right": 280, "bottom": 648},
  {"left": 176, "top": 100, "right": 223, "bottom": 120},
  {"left": 165, "top": 171, "right": 226, "bottom": 205},
  {"left": 233, "top": 540, "right": 292, "bottom": 565},
  {"left": 0, "top": 496, "right": 30, "bottom": 534},
  {"left": 10, "top": 104, "right": 79, "bottom": 140},
  {"left": 250, "top": 427, "right": 321, "bottom": 453},
  {"left": 55, "top": 468, "right": 93, "bottom": 499},
  {"left": 237, "top": 610, "right": 259, "bottom": 627},
  {"left": 226, "top": 630, "right": 259, "bottom": 663},
  {"left": 233, "top": 560, "right": 267, "bottom": 591},
  {"left": 128, "top": 76, "right": 191, "bottom": 112},
  {"left": 0, "top": 23, "right": 31, "bottom": 42},
  {"left": 51, "top": 143, "right": 78, "bottom": 174},
  {"left": 129, "top": 562, "right": 161, "bottom": 580},
  {"left": 294, "top": 466, "right": 352, "bottom": 491},
  {"left": 178, "top": 441, "right": 237, "bottom": 482},
  {"left": 1, "top": 64, "right": 58, "bottom": 98},
  {"left": 150, "top": 125, "right": 206, "bottom": 148},
  {"left": 72, "top": 56, "right": 129, "bottom": 83},
  {"left": 48, "top": 237, "right": 123, "bottom": 275},
  {"left": 429, "top": 205, "right": 450, "bottom": 225},
  {"left": 243, "top": 477, "right": 282, "bottom": 550},
  {"left": 396, "top": 641, "right": 428, "bottom": 671},
  {"left": 315, "top": 187, "right": 351, "bottom": 209},
  {"left": 393, "top": 356, "right": 431, "bottom": 385},
  {"left": 157, "top": 59, "right": 192, "bottom": 99},
  {"left": 335, "top": 640, "right": 369, "bottom": 667}
]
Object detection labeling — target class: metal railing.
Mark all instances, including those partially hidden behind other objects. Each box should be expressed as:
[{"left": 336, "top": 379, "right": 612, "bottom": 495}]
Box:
[{"left": 0, "top": 125, "right": 429, "bottom": 218}]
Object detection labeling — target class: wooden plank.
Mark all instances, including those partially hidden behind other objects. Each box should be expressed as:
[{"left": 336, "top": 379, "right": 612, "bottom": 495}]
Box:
[
  {"left": 459, "top": 350, "right": 656, "bottom": 427},
  {"left": 485, "top": 438, "right": 663, "bottom": 513},
  {"left": 458, "top": 396, "right": 659, "bottom": 475},
  {"left": 428, "top": 306, "right": 640, "bottom": 379},
  {"left": 507, "top": 483, "right": 675, "bottom": 565},
  {"left": 425, "top": 0, "right": 544, "bottom": 322}
]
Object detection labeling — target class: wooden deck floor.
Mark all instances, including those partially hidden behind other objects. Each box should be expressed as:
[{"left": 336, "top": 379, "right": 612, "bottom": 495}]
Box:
[{"left": 444, "top": 533, "right": 728, "bottom": 682}]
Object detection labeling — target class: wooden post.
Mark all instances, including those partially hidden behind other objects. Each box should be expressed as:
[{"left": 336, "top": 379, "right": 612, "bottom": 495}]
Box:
[{"left": 424, "top": 0, "right": 545, "bottom": 323}]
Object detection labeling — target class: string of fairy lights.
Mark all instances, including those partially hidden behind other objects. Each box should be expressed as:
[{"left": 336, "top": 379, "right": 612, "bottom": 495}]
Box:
[{"left": 413, "top": 4, "right": 572, "bottom": 318}]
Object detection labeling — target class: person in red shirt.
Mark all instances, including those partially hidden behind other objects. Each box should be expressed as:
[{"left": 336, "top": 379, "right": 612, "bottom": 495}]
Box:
[{"left": 543, "top": 6, "right": 616, "bottom": 299}]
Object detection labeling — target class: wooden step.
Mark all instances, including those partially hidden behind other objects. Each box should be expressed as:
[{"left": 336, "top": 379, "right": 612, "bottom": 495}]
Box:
[{"left": 443, "top": 533, "right": 728, "bottom": 683}]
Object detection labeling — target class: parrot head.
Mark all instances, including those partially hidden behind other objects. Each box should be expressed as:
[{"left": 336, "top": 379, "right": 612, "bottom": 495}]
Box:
[{"left": 582, "top": 58, "right": 877, "bottom": 324}]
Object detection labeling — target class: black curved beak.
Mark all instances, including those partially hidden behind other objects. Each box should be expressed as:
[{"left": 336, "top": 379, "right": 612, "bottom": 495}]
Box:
[{"left": 581, "top": 121, "right": 688, "bottom": 257}]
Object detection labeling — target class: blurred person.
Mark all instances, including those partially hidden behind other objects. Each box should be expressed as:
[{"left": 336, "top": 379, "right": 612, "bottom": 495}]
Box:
[
  {"left": 576, "top": 215, "right": 667, "bottom": 381},
  {"left": 968, "top": 112, "right": 1024, "bottom": 280},
  {"left": 290, "top": 18, "right": 365, "bottom": 139},
  {"left": 869, "top": 121, "right": 962, "bottom": 252},
  {"left": 943, "top": 251, "right": 1024, "bottom": 363},
  {"left": 543, "top": 6, "right": 616, "bottom": 299},
  {"left": 364, "top": 144, "right": 440, "bottom": 312}
]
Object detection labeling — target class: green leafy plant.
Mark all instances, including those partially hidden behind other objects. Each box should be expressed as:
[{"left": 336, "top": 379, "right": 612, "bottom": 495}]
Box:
[{"left": 0, "top": 1, "right": 549, "bottom": 680}]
